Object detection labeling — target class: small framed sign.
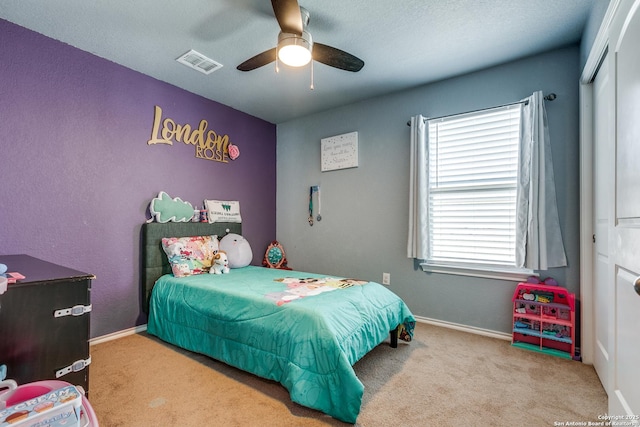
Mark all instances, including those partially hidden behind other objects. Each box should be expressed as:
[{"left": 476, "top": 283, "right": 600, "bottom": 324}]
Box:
[{"left": 321, "top": 131, "right": 358, "bottom": 172}]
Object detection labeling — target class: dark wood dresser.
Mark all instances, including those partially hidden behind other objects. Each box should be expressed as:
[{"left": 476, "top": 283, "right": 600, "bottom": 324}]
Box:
[{"left": 0, "top": 254, "right": 93, "bottom": 392}]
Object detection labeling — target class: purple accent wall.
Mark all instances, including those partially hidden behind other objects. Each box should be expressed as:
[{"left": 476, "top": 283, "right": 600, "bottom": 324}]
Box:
[{"left": 0, "top": 19, "right": 276, "bottom": 338}]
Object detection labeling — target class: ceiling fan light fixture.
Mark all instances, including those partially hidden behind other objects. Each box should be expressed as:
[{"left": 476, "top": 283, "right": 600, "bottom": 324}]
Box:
[{"left": 277, "top": 31, "right": 312, "bottom": 67}]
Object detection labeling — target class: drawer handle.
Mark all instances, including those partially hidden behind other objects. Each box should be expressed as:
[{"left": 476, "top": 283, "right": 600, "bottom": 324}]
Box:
[
  {"left": 56, "top": 356, "right": 91, "bottom": 378},
  {"left": 54, "top": 304, "right": 92, "bottom": 318},
  {"left": 635, "top": 277, "right": 640, "bottom": 296}
]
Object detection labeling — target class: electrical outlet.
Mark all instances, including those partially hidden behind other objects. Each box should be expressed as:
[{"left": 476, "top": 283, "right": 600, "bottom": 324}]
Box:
[{"left": 382, "top": 272, "right": 390, "bottom": 285}]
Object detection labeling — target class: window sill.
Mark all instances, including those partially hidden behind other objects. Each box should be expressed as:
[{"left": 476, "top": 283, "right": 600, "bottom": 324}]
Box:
[{"left": 420, "top": 262, "right": 535, "bottom": 282}]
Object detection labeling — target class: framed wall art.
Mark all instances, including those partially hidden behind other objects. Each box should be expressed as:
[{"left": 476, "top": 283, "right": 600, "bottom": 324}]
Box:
[{"left": 321, "top": 131, "right": 358, "bottom": 172}]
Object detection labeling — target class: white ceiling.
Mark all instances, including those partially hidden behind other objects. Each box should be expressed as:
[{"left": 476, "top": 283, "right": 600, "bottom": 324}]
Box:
[{"left": 0, "top": 0, "right": 594, "bottom": 124}]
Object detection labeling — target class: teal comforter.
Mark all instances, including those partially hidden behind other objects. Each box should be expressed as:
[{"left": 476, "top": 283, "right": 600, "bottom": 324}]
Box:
[{"left": 147, "top": 266, "right": 415, "bottom": 423}]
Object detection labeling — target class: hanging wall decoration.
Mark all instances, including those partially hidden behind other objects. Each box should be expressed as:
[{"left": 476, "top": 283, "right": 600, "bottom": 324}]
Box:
[
  {"left": 147, "top": 105, "right": 240, "bottom": 163},
  {"left": 321, "top": 131, "right": 358, "bottom": 172}
]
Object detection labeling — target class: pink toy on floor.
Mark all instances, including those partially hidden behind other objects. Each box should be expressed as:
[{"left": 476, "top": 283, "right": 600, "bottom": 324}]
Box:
[{"left": 0, "top": 379, "right": 99, "bottom": 426}]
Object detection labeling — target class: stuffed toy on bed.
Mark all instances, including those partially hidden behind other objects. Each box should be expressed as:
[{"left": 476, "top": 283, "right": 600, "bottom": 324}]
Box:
[
  {"left": 210, "top": 251, "right": 230, "bottom": 274},
  {"left": 219, "top": 233, "right": 253, "bottom": 268}
]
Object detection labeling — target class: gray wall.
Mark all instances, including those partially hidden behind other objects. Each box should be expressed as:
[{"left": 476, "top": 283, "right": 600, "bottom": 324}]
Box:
[
  {"left": 276, "top": 45, "right": 581, "bottom": 334},
  {"left": 580, "top": 0, "right": 611, "bottom": 71}
]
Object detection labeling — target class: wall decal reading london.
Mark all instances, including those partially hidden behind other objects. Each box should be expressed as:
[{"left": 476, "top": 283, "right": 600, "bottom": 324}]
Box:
[
  {"left": 147, "top": 105, "right": 240, "bottom": 163},
  {"left": 321, "top": 131, "right": 358, "bottom": 172}
]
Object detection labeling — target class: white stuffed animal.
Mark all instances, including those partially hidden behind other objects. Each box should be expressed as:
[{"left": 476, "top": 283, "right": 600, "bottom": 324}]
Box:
[
  {"left": 210, "top": 251, "right": 230, "bottom": 275},
  {"left": 219, "top": 233, "right": 253, "bottom": 268}
]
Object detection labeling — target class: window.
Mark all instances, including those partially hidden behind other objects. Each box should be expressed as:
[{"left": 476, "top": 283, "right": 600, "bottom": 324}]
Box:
[{"left": 425, "top": 104, "right": 522, "bottom": 273}]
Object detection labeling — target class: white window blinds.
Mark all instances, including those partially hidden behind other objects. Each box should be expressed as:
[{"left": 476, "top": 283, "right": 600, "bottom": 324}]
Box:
[{"left": 427, "top": 104, "right": 521, "bottom": 267}]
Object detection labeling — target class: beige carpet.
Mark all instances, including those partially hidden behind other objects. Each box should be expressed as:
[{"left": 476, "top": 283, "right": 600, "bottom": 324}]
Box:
[{"left": 88, "top": 322, "right": 606, "bottom": 426}]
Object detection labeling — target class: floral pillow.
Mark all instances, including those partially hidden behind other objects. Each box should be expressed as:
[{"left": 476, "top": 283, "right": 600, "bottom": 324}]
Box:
[{"left": 161, "top": 235, "right": 219, "bottom": 277}]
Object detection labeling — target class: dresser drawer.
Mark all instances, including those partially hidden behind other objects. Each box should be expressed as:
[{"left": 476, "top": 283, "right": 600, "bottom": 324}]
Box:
[{"left": 0, "top": 255, "right": 92, "bottom": 392}]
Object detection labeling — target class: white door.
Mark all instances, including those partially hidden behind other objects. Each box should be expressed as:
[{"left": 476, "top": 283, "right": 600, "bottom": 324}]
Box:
[
  {"left": 610, "top": 0, "right": 640, "bottom": 417},
  {"left": 592, "top": 52, "right": 613, "bottom": 395}
]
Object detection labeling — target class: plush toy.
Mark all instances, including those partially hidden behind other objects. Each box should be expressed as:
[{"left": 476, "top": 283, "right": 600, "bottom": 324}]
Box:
[
  {"left": 210, "top": 251, "right": 230, "bottom": 274},
  {"left": 219, "top": 233, "right": 253, "bottom": 268},
  {"left": 149, "top": 191, "right": 194, "bottom": 223}
]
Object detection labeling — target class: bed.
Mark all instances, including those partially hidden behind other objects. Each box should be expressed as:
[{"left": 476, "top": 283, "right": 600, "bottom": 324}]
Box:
[{"left": 142, "top": 222, "right": 415, "bottom": 423}]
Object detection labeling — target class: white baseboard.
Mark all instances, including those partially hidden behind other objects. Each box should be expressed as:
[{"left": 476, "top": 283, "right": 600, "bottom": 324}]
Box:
[
  {"left": 414, "top": 316, "right": 512, "bottom": 341},
  {"left": 89, "top": 318, "right": 510, "bottom": 347},
  {"left": 90, "top": 324, "right": 147, "bottom": 346}
]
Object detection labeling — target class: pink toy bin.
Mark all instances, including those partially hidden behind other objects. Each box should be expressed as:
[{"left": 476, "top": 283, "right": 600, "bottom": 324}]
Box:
[{"left": 0, "top": 379, "right": 98, "bottom": 426}]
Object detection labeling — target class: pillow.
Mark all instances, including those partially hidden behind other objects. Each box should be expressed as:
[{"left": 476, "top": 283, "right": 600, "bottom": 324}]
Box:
[
  {"left": 219, "top": 233, "right": 252, "bottom": 268},
  {"left": 161, "top": 235, "right": 219, "bottom": 277},
  {"left": 204, "top": 200, "right": 242, "bottom": 223},
  {"left": 150, "top": 191, "right": 194, "bottom": 223}
]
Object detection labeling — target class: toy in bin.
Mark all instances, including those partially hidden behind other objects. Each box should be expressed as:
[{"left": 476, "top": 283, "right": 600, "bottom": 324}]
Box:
[
  {"left": 0, "top": 373, "right": 98, "bottom": 427},
  {"left": 0, "top": 263, "right": 25, "bottom": 295}
]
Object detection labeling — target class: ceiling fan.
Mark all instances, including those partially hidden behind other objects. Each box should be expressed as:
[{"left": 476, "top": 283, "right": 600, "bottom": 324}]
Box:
[{"left": 237, "top": 0, "right": 364, "bottom": 73}]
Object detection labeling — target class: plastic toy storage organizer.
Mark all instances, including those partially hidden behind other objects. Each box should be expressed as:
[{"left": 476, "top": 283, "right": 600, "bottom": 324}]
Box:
[{"left": 511, "top": 282, "right": 575, "bottom": 360}]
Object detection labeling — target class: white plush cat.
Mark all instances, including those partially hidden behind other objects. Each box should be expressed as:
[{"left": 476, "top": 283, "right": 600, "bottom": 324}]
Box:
[{"left": 219, "top": 233, "right": 253, "bottom": 268}]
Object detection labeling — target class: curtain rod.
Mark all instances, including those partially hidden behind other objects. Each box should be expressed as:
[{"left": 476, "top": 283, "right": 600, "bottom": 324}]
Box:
[{"left": 406, "top": 93, "right": 557, "bottom": 126}]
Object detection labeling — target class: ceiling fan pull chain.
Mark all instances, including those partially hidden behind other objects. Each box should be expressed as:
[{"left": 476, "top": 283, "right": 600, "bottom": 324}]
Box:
[{"left": 310, "top": 59, "right": 314, "bottom": 90}]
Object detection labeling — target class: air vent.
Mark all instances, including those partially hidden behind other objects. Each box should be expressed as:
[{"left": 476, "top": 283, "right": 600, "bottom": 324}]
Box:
[{"left": 176, "top": 49, "right": 223, "bottom": 75}]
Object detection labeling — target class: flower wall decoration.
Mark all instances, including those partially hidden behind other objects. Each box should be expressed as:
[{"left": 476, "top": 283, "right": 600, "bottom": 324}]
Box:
[{"left": 228, "top": 143, "right": 240, "bottom": 160}]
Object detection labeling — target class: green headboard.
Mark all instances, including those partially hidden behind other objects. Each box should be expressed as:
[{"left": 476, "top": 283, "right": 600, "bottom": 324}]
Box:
[{"left": 141, "top": 221, "right": 242, "bottom": 313}]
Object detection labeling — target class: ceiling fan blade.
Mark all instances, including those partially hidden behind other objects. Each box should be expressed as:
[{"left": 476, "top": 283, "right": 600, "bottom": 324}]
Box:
[
  {"left": 271, "top": 0, "right": 303, "bottom": 35},
  {"left": 313, "top": 43, "right": 364, "bottom": 72},
  {"left": 237, "top": 48, "right": 277, "bottom": 71}
]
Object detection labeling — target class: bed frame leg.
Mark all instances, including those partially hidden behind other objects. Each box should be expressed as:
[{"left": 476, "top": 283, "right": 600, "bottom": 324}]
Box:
[{"left": 390, "top": 328, "right": 398, "bottom": 348}]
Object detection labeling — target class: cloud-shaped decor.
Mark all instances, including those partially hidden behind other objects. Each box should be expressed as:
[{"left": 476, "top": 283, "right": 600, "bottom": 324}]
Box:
[{"left": 150, "top": 191, "right": 194, "bottom": 223}]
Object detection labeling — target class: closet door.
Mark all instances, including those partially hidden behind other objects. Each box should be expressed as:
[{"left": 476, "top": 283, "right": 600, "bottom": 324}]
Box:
[
  {"left": 610, "top": 0, "right": 640, "bottom": 416},
  {"left": 592, "top": 52, "right": 613, "bottom": 396}
]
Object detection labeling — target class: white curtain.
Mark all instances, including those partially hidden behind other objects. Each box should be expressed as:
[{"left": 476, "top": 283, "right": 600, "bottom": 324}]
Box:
[
  {"left": 515, "top": 91, "right": 567, "bottom": 269},
  {"left": 407, "top": 115, "right": 429, "bottom": 259}
]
